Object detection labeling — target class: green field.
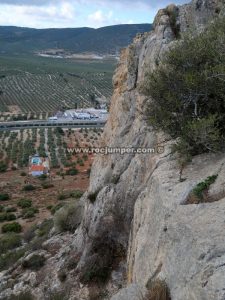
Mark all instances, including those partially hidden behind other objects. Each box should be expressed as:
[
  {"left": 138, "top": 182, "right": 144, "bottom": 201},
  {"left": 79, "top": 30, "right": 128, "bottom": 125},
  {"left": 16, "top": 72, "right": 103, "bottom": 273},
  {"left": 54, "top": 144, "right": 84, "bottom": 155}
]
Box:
[{"left": 0, "top": 55, "right": 116, "bottom": 115}]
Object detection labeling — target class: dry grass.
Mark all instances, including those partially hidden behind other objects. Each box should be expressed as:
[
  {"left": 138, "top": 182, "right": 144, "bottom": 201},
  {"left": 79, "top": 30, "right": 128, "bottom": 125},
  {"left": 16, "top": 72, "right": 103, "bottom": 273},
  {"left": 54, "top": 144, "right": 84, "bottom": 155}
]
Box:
[
  {"left": 146, "top": 280, "right": 171, "bottom": 300},
  {"left": 54, "top": 201, "right": 83, "bottom": 232},
  {"left": 186, "top": 190, "right": 225, "bottom": 205}
]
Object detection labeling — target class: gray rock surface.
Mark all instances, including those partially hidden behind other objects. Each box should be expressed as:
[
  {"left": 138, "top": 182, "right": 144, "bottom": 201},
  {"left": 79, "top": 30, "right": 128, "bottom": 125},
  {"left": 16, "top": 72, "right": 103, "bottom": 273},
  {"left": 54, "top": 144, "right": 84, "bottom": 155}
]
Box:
[{"left": 111, "top": 284, "right": 146, "bottom": 300}]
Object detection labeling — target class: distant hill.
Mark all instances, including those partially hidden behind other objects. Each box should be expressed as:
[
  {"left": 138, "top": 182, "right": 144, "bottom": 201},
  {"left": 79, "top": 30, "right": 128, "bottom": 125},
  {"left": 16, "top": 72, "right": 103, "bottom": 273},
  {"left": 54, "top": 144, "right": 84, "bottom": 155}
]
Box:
[{"left": 0, "top": 24, "right": 152, "bottom": 55}]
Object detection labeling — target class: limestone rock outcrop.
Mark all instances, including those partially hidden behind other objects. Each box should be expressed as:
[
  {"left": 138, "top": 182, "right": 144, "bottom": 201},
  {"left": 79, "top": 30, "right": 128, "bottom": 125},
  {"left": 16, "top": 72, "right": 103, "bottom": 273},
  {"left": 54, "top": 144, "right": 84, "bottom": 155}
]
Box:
[{"left": 75, "top": 0, "right": 225, "bottom": 299}]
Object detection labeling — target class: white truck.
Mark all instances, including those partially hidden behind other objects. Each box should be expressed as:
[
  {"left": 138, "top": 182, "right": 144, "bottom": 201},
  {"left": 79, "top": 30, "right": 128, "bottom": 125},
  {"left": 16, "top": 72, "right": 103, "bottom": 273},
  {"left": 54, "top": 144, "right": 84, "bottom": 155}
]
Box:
[{"left": 48, "top": 116, "right": 58, "bottom": 121}]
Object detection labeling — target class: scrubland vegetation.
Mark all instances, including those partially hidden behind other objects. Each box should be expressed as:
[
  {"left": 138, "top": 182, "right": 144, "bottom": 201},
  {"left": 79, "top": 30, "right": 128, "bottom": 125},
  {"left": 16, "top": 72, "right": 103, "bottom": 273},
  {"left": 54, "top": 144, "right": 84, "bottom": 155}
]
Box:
[{"left": 142, "top": 17, "right": 225, "bottom": 164}]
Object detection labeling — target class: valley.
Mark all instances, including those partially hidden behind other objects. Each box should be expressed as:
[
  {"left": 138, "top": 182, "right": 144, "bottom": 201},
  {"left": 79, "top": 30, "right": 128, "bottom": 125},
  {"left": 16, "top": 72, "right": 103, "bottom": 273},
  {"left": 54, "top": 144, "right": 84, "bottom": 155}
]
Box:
[{"left": 0, "top": 46, "right": 111, "bottom": 270}]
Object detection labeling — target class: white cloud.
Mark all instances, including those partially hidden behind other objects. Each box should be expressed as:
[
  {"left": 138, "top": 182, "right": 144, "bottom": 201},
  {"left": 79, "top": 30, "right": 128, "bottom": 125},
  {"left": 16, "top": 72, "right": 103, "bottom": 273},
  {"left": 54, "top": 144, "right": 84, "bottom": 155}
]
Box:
[
  {"left": 0, "top": 0, "right": 188, "bottom": 7},
  {"left": 0, "top": 2, "right": 76, "bottom": 27},
  {"left": 0, "top": 0, "right": 189, "bottom": 28},
  {"left": 59, "top": 2, "right": 75, "bottom": 19},
  {"left": 88, "top": 10, "right": 105, "bottom": 24},
  {"left": 87, "top": 10, "right": 115, "bottom": 27}
]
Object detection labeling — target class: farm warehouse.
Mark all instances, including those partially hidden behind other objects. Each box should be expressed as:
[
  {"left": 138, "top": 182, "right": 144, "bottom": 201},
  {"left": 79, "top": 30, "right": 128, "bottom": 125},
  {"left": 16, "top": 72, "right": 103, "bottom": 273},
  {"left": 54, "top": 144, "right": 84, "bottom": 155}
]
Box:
[
  {"left": 29, "top": 154, "right": 50, "bottom": 177},
  {"left": 62, "top": 108, "right": 108, "bottom": 120}
]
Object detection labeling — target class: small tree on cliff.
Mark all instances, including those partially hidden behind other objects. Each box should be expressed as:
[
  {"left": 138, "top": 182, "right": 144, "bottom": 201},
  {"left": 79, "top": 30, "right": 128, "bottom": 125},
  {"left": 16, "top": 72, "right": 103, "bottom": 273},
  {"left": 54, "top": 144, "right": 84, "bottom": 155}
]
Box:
[{"left": 141, "top": 17, "right": 225, "bottom": 163}]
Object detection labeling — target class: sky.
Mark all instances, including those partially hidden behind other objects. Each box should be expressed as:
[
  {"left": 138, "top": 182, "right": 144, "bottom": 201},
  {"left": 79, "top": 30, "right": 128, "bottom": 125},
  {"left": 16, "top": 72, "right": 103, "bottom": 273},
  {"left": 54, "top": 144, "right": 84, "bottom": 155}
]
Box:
[{"left": 0, "top": 0, "right": 189, "bottom": 29}]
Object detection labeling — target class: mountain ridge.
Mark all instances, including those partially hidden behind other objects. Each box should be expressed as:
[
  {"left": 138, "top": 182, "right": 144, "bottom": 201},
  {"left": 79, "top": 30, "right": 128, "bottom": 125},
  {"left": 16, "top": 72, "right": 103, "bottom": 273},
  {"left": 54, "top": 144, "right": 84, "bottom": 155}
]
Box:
[{"left": 0, "top": 24, "right": 152, "bottom": 55}]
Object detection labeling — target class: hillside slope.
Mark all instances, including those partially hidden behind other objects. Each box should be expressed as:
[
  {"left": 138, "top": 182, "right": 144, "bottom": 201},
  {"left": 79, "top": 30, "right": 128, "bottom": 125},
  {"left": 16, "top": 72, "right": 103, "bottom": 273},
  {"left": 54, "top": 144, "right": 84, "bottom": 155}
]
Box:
[{"left": 0, "top": 24, "right": 151, "bottom": 55}]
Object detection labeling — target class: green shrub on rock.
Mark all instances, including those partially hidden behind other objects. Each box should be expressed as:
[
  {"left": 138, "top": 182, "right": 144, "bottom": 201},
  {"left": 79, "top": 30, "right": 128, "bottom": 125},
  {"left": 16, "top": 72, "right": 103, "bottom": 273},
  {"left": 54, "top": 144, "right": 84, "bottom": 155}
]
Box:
[
  {"left": 1, "top": 291, "right": 34, "bottom": 300},
  {"left": 0, "top": 248, "right": 26, "bottom": 272},
  {"left": 22, "top": 254, "right": 45, "bottom": 270},
  {"left": 2, "top": 222, "right": 22, "bottom": 233},
  {"left": 17, "top": 199, "right": 32, "bottom": 208},
  {"left": 141, "top": 17, "right": 225, "bottom": 164},
  {"left": 0, "top": 233, "right": 22, "bottom": 254},
  {"left": 51, "top": 203, "right": 64, "bottom": 215},
  {"left": 0, "top": 212, "right": 16, "bottom": 222},
  {"left": 0, "top": 193, "right": 10, "bottom": 201},
  {"left": 22, "top": 207, "right": 39, "bottom": 219},
  {"left": 54, "top": 202, "right": 83, "bottom": 232},
  {"left": 22, "top": 185, "right": 36, "bottom": 191}
]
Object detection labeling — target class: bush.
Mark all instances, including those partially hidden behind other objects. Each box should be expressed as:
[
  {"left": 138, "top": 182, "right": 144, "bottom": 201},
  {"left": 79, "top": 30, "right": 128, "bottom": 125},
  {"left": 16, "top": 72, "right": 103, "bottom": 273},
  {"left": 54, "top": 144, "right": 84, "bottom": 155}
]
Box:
[
  {"left": 23, "top": 220, "right": 53, "bottom": 249},
  {"left": 0, "top": 161, "right": 7, "bottom": 172},
  {"left": 37, "top": 219, "right": 53, "bottom": 237},
  {"left": 0, "top": 212, "right": 7, "bottom": 222},
  {"left": 28, "top": 237, "right": 45, "bottom": 251},
  {"left": 186, "top": 174, "right": 218, "bottom": 204},
  {"left": 47, "top": 291, "right": 70, "bottom": 300},
  {"left": 0, "top": 248, "right": 26, "bottom": 271},
  {"left": 54, "top": 202, "right": 83, "bottom": 232},
  {"left": 2, "top": 222, "right": 22, "bottom": 233},
  {"left": 66, "top": 168, "right": 79, "bottom": 176},
  {"left": 42, "top": 182, "right": 54, "bottom": 189},
  {"left": 165, "top": 6, "right": 180, "bottom": 38},
  {"left": 146, "top": 279, "right": 171, "bottom": 300},
  {"left": 57, "top": 269, "right": 67, "bottom": 282},
  {"left": 22, "top": 207, "right": 39, "bottom": 219},
  {"left": 38, "top": 174, "right": 47, "bottom": 180},
  {"left": 57, "top": 193, "right": 70, "bottom": 200},
  {"left": 5, "top": 206, "right": 17, "bottom": 213},
  {"left": 2, "top": 291, "right": 34, "bottom": 300},
  {"left": 88, "top": 190, "right": 99, "bottom": 203},
  {"left": 0, "top": 193, "right": 10, "bottom": 201},
  {"left": 46, "top": 205, "right": 53, "bottom": 210},
  {"left": 22, "top": 254, "right": 45, "bottom": 270},
  {"left": 6, "top": 213, "right": 17, "bottom": 221},
  {"left": 80, "top": 233, "right": 121, "bottom": 284},
  {"left": 0, "top": 213, "right": 16, "bottom": 222},
  {"left": 0, "top": 233, "right": 22, "bottom": 254},
  {"left": 51, "top": 203, "right": 64, "bottom": 215},
  {"left": 193, "top": 175, "right": 218, "bottom": 199},
  {"left": 22, "top": 185, "right": 36, "bottom": 191},
  {"left": 23, "top": 225, "right": 38, "bottom": 243},
  {"left": 20, "top": 171, "right": 27, "bottom": 176},
  {"left": 17, "top": 199, "right": 32, "bottom": 208},
  {"left": 70, "top": 190, "right": 84, "bottom": 199},
  {"left": 141, "top": 17, "right": 225, "bottom": 164}
]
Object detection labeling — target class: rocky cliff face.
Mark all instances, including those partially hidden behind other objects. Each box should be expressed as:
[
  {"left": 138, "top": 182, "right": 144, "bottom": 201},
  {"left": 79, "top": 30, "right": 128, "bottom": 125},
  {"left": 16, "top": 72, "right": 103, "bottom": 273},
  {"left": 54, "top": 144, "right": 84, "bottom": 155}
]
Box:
[
  {"left": 76, "top": 0, "right": 225, "bottom": 299},
  {"left": 1, "top": 1, "right": 225, "bottom": 299}
]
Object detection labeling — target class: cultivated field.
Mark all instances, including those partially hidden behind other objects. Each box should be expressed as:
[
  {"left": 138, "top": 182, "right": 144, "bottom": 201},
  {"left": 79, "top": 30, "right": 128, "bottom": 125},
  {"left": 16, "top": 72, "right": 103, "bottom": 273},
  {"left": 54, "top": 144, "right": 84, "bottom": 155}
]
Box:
[
  {"left": 0, "top": 55, "right": 109, "bottom": 274},
  {"left": 0, "top": 127, "right": 103, "bottom": 170},
  {"left": 0, "top": 55, "right": 116, "bottom": 115},
  {"left": 0, "top": 127, "right": 103, "bottom": 239}
]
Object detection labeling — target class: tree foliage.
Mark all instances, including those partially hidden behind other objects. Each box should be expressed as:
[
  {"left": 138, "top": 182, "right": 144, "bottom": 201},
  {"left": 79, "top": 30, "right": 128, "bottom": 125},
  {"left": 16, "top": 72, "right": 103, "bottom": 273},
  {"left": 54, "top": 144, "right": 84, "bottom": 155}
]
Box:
[{"left": 141, "top": 17, "right": 225, "bottom": 163}]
